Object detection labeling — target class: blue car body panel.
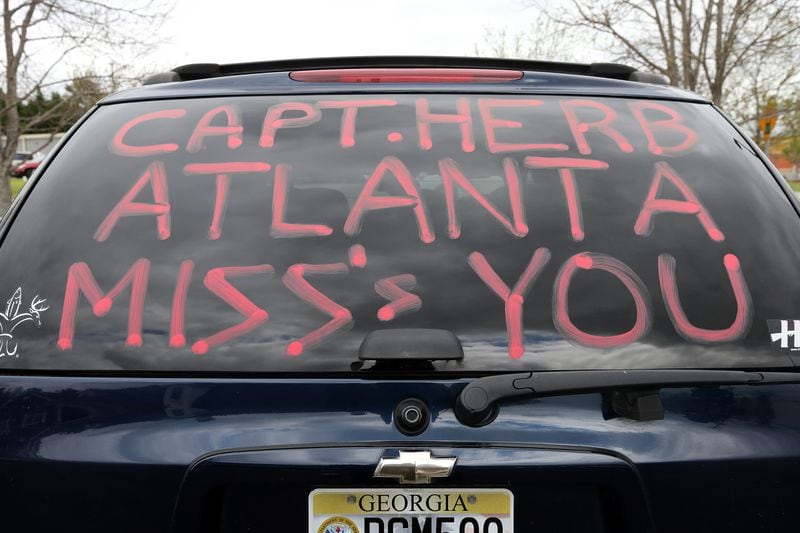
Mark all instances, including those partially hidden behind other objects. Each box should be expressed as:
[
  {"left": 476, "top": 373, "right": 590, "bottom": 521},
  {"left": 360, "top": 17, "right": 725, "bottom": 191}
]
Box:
[
  {"left": 1, "top": 376, "right": 800, "bottom": 531},
  {"left": 3, "top": 64, "right": 800, "bottom": 533}
]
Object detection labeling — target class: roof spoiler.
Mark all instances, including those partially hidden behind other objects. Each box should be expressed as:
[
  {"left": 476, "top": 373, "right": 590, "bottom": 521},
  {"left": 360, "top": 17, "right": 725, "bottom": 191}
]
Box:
[{"left": 142, "top": 56, "right": 669, "bottom": 86}]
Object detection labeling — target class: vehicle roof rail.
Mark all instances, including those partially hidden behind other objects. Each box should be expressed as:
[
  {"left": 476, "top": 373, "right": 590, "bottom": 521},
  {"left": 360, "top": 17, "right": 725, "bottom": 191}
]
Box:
[{"left": 142, "top": 56, "right": 669, "bottom": 86}]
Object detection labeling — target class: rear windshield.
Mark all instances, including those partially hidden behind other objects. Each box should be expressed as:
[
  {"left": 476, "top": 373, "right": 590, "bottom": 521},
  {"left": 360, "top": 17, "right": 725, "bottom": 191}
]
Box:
[{"left": 2, "top": 93, "right": 800, "bottom": 373}]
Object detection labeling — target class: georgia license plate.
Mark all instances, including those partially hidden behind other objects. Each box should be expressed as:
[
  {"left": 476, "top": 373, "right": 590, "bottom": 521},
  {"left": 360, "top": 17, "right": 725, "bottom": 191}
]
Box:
[{"left": 309, "top": 488, "right": 513, "bottom": 533}]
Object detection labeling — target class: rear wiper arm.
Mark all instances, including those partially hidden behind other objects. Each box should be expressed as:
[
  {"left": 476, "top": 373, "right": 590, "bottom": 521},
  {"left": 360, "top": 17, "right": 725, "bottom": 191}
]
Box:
[{"left": 454, "top": 369, "right": 800, "bottom": 427}]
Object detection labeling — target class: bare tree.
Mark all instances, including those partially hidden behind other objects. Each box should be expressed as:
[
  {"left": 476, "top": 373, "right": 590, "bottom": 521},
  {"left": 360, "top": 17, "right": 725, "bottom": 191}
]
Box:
[
  {"left": 473, "top": 17, "right": 589, "bottom": 63},
  {"left": 780, "top": 93, "right": 800, "bottom": 179},
  {"left": 562, "top": 0, "right": 800, "bottom": 109},
  {"left": 1, "top": 0, "right": 172, "bottom": 211},
  {"left": 725, "top": 47, "right": 798, "bottom": 136}
]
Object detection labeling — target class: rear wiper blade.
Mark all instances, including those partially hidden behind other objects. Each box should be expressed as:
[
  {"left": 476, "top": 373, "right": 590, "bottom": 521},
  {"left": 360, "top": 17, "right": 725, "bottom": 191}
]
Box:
[{"left": 454, "top": 369, "right": 800, "bottom": 426}]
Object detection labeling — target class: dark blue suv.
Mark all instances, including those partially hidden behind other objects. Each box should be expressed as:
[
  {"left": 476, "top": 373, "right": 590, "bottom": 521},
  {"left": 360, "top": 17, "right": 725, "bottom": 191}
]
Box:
[{"left": 2, "top": 57, "right": 800, "bottom": 533}]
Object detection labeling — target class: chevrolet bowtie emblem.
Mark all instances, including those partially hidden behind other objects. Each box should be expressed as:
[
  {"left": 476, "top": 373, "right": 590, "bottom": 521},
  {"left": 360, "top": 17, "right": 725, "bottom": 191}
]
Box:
[{"left": 374, "top": 451, "right": 457, "bottom": 484}]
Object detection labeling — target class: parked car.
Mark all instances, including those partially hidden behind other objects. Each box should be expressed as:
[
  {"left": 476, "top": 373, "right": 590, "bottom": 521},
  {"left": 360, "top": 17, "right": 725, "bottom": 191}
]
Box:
[
  {"left": 11, "top": 151, "right": 43, "bottom": 179},
  {"left": 10, "top": 151, "right": 32, "bottom": 165},
  {"left": 9, "top": 150, "right": 32, "bottom": 170},
  {"left": 2, "top": 56, "right": 800, "bottom": 533}
]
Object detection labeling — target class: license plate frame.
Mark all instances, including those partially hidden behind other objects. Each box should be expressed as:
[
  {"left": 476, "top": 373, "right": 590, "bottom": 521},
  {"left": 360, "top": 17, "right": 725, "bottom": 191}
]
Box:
[{"left": 309, "top": 488, "right": 513, "bottom": 532}]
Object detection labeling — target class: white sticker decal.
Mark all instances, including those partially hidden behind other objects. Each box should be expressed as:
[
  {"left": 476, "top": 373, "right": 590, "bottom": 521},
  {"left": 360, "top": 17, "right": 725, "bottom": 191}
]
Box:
[
  {"left": 768, "top": 319, "right": 800, "bottom": 352},
  {"left": 0, "top": 287, "right": 49, "bottom": 358}
]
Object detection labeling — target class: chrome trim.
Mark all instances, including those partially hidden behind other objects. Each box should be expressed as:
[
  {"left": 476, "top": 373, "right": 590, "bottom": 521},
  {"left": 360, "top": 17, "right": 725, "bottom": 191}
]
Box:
[{"left": 374, "top": 450, "right": 456, "bottom": 484}]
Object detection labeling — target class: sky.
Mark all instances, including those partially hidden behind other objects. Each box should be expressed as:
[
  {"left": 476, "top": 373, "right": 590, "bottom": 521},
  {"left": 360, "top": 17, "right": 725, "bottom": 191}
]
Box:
[{"left": 148, "top": 0, "right": 557, "bottom": 69}]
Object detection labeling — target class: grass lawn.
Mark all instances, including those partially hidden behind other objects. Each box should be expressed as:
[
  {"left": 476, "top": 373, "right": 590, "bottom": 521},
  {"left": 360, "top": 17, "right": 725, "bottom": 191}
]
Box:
[
  {"left": 789, "top": 181, "right": 800, "bottom": 192},
  {"left": 10, "top": 178, "right": 24, "bottom": 198}
]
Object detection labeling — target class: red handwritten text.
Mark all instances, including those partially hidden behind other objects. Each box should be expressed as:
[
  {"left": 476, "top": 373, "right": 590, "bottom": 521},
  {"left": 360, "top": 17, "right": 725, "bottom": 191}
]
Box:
[
  {"left": 186, "top": 105, "right": 243, "bottom": 153},
  {"left": 318, "top": 99, "right": 398, "bottom": 148},
  {"left": 192, "top": 264, "right": 274, "bottom": 355},
  {"left": 634, "top": 162, "right": 724, "bottom": 242},
  {"left": 344, "top": 156, "right": 435, "bottom": 243},
  {"left": 478, "top": 98, "right": 569, "bottom": 153},
  {"left": 94, "top": 161, "right": 171, "bottom": 242},
  {"left": 111, "top": 109, "right": 187, "bottom": 157},
  {"left": 375, "top": 274, "right": 422, "bottom": 321},
  {"left": 416, "top": 97, "right": 475, "bottom": 152},
  {"left": 553, "top": 252, "right": 652, "bottom": 348},
  {"left": 58, "top": 258, "right": 151, "bottom": 350},
  {"left": 469, "top": 248, "right": 551, "bottom": 358},
  {"left": 282, "top": 262, "right": 353, "bottom": 356},
  {"left": 658, "top": 253, "right": 751, "bottom": 343}
]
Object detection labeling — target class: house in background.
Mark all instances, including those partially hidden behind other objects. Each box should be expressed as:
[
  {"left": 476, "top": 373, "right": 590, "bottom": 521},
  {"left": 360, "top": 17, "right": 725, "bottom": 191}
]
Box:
[
  {"left": 764, "top": 136, "right": 800, "bottom": 181},
  {"left": 9, "top": 132, "right": 66, "bottom": 156}
]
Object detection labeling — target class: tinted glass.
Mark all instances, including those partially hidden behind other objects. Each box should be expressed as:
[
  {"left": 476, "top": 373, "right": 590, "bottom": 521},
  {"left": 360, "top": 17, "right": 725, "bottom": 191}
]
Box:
[{"left": 1, "top": 94, "right": 799, "bottom": 372}]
